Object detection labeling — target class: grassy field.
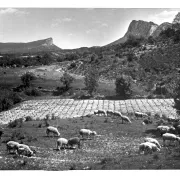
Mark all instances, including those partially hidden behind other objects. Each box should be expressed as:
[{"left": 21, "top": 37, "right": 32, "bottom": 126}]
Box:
[
  {"left": 0, "top": 65, "right": 115, "bottom": 96},
  {"left": 0, "top": 114, "right": 180, "bottom": 170}
]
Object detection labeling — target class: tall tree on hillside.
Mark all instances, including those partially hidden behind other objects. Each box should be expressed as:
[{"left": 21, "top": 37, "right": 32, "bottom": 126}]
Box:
[{"left": 84, "top": 65, "right": 99, "bottom": 96}]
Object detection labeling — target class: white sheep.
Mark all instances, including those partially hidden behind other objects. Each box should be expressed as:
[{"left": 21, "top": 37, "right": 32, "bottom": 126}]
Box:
[
  {"left": 46, "top": 126, "right": 60, "bottom": 137},
  {"left": 121, "top": 115, "right": 132, "bottom": 124},
  {"left": 162, "top": 133, "right": 180, "bottom": 146},
  {"left": 113, "top": 111, "right": 122, "bottom": 117},
  {"left": 94, "top": 109, "right": 107, "bottom": 116},
  {"left": 135, "top": 111, "right": 148, "bottom": 119},
  {"left": 79, "top": 129, "right": 97, "bottom": 139},
  {"left": 139, "top": 142, "right": 160, "bottom": 154},
  {"left": 6, "top": 141, "right": 20, "bottom": 154},
  {"left": 17, "top": 144, "right": 34, "bottom": 157},
  {"left": 56, "top": 138, "right": 68, "bottom": 150},
  {"left": 106, "top": 110, "right": 114, "bottom": 117},
  {"left": 67, "top": 137, "right": 81, "bottom": 149},
  {"left": 144, "top": 137, "right": 161, "bottom": 149},
  {"left": 157, "top": 125, "right": 176, "bottom": 136}
]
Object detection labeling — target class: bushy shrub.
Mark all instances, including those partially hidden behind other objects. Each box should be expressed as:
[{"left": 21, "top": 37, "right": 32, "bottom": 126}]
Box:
[
  {"left": 0, "top": 98, "right": 14, "bottom": 111},
  {"left": 115, "top": 75, "right": 132, "bottom": 99},
  {"left": 173, "top": 79, "right": 180, "bottom": 113},
  {"left": 127, "top": 53, "right": 134, "bottom": 62},
  {"left": 60, "top": 73, "right": 74, "bottom": 90},
  {"left": 8, "top": 92, "right": 23, "bottom": 104},
  {"left": 21, "top": 72, "right": 36, "bottom": 88},
  {"left": 0, "top": 89, "right": 23, "bottom": 112},
  {"left": 24, "top": 88, "right": 42, "bottom": 96},
  {"left": 7, "top": 118, "right": 23, "bottom": 128},
  {"left": 68, "top": 62, "right": 76, "bottom": 70},
  {"left": 84, "top": 66, "right": 99, "bottom": 96},
  {"left": 11, "top": 130, "right": 26, "bottom": 140},
  {"left": 53, "top": 87, "right": 67, "bottom": 96},
  {"left": 25, "top": 116, "right": 33, "bottom": 122}
]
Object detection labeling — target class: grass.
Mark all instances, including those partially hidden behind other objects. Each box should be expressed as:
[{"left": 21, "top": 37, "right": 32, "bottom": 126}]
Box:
[
  {"left": 0, "top": 66, "right": 116, "bottom": 100},
  {"left": 0, "top": 114, "right": 180, "bottom": 170}
]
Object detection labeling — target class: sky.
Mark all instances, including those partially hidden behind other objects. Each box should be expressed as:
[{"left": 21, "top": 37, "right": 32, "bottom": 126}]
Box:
[{"left": 0, "top": 8, "right": 180, "bottom": 49}]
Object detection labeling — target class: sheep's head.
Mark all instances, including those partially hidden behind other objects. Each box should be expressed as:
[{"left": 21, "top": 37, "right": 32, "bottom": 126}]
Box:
[
  {"left": 169, "top": 126, "right": 176, "bottom": 132},
  {"left": 176, "top": 136, "right": 180, "bottom": 142},
  {"left": 91, "top": 131, "right": 97, "bottom": 136}
]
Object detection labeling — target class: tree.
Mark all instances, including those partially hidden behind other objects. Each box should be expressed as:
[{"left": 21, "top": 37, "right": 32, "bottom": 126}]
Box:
[
  {"left": 84, "top": 66, "right": 99, "bottom": 96},
  {"left": 60, "top": 72, "right": 74, "bottom": 90},
  {"left": 115, "top": 74, "right": 132, "bottom": 99},
  {"left": 148, "top": 36, "right": 155, "bottom": 44},
  {"left": 173, "top": 76, "right": 180, "bottom": 113},
  {"left": 21, "top": 72, "right": 36, "bottom": 88}
]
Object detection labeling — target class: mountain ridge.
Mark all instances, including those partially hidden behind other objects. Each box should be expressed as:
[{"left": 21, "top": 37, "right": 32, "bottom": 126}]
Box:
[{"left": 0, "top": 37, "right": 61, "bottom": 54}]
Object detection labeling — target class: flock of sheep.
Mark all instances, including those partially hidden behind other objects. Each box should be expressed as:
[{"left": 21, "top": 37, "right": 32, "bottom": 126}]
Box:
[
  {"left": 5, "top": 125, "right": 97, "bottom": 157},
  {"left": 3, "top": 109, "right": 180, "bottom": 159}
]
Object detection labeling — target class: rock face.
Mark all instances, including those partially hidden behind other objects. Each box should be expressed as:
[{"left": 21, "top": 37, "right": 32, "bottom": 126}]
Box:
[
  {"left": 0, "top": 37, "right": 60, "bottom": 54},
  {"left": 152, "top": 22, "right": 172, "bottom": 37},
  {"left": 107, "top": 20, "right": 158, "bottom": 46},
  {"left": 173, "top": 12, "right": 180, "bottom": 24},
  {"left": 125, "top": 20, "right": 158, "bottom": 38}
]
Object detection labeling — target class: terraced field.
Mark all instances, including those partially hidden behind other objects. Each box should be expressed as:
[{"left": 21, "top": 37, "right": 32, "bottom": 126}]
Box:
[{"left": 0, "top": 98, "right": 177, "bottom": 124}]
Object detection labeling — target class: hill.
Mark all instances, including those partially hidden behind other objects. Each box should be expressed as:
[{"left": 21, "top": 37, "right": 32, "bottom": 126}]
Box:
[{"left": 0, "top": 38, "right": 61, "bottom": 54}]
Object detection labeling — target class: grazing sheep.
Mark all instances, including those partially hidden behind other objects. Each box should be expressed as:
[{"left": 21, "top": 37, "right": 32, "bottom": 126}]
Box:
[
  {"left": 121, "top": 115, "right": 132, "bottom": 124},
  {"left": 46, "top": 126, "right": 60, "bottom": 137},
  {"left": 162, "top": 133, "right": 180, "bottom": 146},
  {"left": 17, "top": 144, "right": 34, "bottom": 157},
  {"left": 144, "top": 137, "right": 161, "bottom": 149},
  {"left": 67, "top": 137, "right": 81, "bottom": 149},
  {"left": 139, "top": 142, "right": 160, "bottom": 154},
  {"left": 157, "top": 126, "right": 176, "bottom": 136},
  {"left": 106, "top": 110, "right": 114, "bottom": 117},
  {"left": 135, "top": 112, "right": 148, "bottom": 119},
  {"left": 56, "top": 138, "right": 68, "bottom": 150},
  {"left": 91, "top": 131, "right": 97, "bottom": 136},
  {"left": 79, "top": 129, "right": 97, "bottom": 139},
  {"left": 167, "top": 116, "right": 178, "bottom": 122},
  {"left": 113, "top": 111, "right": 122, "bottom": 117},
  {"left": 143, "top": 118, "right": 153, "bottom": 125},
  {"left": 94, "top": 110, "right": 107, "bottom": 116},
  {"left": 6, "top": 141, "right": 20, "bottom": 154}
]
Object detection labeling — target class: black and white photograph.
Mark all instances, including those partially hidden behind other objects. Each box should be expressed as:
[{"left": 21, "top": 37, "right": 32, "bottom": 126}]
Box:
[{"left": 1, "top": 0, "right": 180, "bottom": 173}]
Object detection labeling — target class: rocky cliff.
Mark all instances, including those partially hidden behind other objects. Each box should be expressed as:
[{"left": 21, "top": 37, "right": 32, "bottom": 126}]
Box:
[
  {"left": 107, "top": 20, "right": 158, "bottom": 46},
  {"left": 0, "top": 37, "right": 60, "bottom": 54}
]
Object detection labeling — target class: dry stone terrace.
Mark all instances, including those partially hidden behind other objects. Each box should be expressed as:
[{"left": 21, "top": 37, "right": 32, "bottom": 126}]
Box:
[{"left": 0, "top": 98, "right": 178, "bottom": 124}]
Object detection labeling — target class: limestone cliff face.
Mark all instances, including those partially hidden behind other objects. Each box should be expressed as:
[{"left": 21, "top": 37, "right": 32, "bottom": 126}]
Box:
[
  {"left": 0, "top": 37, "right": 60, "bottom": 53},
  {"left": 42, "top": 38, "right": 53, "bottom": 46},
  {"left": 124, "top": 20, "right": 158, "bottom": 38},
  {"left": 107, "top": 20, "right": 158, "bottom": 46}
]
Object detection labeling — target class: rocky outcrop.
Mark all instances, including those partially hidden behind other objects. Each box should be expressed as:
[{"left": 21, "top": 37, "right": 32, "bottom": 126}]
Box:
[
  {"left": 0, "top": 37, "right": 60, "bottom": 54},
  {"left": 107, "top": 20, "right": 158, "bottom": 46},
  {"left": 152, "top": 22, "right": 172, "bottom": 37},
  {"left": 124, "top": 20, "right": 158, "bottom": 38}
]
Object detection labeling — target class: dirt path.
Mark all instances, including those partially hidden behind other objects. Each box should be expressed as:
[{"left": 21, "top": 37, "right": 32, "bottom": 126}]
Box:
[{"left": 0, "top": 98, "right": 177, "bottom": 124}]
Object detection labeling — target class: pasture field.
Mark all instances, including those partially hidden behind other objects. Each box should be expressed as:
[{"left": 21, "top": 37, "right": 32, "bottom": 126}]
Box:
[{"left": 1, "top": 114, "right": 180, "bottom": 170}]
